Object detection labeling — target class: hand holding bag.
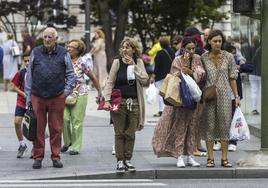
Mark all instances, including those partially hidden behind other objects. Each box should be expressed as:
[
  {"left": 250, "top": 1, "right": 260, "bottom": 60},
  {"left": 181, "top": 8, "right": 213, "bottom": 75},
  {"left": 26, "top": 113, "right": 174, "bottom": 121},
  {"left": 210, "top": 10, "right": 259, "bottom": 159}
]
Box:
[
  {"left": 98, "top": 89, "right": 122, "bottom": 112},
  {"left": 65, "top": 85, "right": 81, "bottom": 106},
  {"left": 229, "top": 107, "right": 250, "bottom": 140},
  {"left": 22, "top": 105, "right": 37, "bottom": 141}
]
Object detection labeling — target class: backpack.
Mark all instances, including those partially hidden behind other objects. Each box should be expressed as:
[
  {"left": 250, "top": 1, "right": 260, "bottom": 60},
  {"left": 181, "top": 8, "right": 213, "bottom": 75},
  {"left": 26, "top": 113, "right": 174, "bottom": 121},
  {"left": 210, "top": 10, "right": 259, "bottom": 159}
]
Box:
[{"left": 18, "top": 68, "right": 26, "bottom": 90}]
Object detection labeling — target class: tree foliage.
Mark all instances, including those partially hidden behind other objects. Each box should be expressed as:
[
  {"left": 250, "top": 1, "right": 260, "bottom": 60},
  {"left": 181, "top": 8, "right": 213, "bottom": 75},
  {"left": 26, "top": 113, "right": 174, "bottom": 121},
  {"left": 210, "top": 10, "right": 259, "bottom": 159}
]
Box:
[
  {"left": 188, "top": 0, "right": 229, "bottom": 28},
  {"left": 81, "top": 0, "right": 133, "bottom": 69},
  {"left": 129, "top": 0, "right": 228, "bottom": 48},
  {"left": 0, "top": 0, "right": 77, "bottom": 40},
  {"left": 80, "top": 0, "right": 228, "bottom": 67}
]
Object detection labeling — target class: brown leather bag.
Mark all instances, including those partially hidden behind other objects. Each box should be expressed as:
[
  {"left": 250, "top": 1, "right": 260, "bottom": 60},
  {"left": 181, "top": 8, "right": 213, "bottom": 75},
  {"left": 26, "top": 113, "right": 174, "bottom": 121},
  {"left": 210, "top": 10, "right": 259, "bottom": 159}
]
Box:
[
  {"left": 203, "top": 67, "right": 219, "bottom": 103},
  {"left": 203, "top": 85, "right": 217, "bottom": 102}
]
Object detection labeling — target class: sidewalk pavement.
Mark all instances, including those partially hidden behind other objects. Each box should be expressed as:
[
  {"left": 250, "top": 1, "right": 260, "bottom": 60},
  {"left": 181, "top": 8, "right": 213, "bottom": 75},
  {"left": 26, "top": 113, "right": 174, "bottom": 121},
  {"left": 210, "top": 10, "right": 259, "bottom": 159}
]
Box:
[{"left": 0, "top": 83, "right": 266, "bottom": 180}]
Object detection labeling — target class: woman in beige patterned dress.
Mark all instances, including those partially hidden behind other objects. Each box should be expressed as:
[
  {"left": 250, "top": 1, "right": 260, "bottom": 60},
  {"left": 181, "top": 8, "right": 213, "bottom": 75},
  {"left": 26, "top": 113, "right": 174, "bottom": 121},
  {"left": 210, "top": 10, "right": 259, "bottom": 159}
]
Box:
[
  {"left": 201, "top": 30, "right": 240, "bottom": 168},
  {"left": 152, "top": 37, "right": 205, "bottom": 168},
  {"left": 91, "top": 29, "right": 108, "bottom": 89}
]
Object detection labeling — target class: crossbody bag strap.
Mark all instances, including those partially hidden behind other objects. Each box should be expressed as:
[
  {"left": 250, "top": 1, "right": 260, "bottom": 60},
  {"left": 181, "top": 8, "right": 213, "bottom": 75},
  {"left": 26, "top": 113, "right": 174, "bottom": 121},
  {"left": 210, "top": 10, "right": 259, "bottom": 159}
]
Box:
[
  {"left": 201, "top": 57, "right": 220, "bottom": 86},
  {"left": 162, "top": 49, "right": 173, "bottom": 63},
  {"left": 213, "top": 57, "right": 225, "bottom": 85}
]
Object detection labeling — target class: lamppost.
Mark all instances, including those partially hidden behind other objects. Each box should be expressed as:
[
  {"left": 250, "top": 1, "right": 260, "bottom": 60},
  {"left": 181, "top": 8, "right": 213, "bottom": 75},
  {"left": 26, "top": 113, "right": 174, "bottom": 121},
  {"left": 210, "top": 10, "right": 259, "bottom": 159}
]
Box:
[{"left": 85, "top": 0, "right": 91, "bottom": 51}]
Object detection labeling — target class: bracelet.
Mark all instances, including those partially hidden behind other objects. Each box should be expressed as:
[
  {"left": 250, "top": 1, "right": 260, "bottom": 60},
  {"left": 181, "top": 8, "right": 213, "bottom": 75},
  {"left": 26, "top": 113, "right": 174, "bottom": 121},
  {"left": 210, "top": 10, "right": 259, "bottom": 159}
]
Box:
[{"left": 235, "top": 96, "right": 240, "bottom": 99}]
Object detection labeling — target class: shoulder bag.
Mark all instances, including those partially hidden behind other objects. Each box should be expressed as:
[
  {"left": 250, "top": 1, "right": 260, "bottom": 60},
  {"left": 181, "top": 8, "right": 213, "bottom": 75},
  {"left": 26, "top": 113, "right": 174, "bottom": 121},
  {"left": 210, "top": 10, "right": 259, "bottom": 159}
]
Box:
[
  {"left": 22, "top": 105, "right": 37, "bottom": 141},
  {"left": 203, "top": 69, "right": 220, "bottom": 103},
  {"left": 65, "top": 85, "right": 81, "bottom": 106}
]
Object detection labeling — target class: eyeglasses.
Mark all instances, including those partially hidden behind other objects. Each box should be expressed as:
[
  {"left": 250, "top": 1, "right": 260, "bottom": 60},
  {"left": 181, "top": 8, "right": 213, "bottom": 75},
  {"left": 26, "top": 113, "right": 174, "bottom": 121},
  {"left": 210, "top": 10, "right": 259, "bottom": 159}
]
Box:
[{"left": 23, "top": 60, "right": 30, "bottom": 63}]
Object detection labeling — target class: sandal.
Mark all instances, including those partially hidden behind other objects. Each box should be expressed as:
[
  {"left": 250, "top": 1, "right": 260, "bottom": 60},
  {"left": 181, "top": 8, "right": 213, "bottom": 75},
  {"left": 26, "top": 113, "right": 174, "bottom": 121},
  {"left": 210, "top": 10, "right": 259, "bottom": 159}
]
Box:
[
  {"left": 221, "top": 159, "right": 232, "bottom": 167},
  {"left": 206, "top": 158, "right": 215, "bottom": 167}
]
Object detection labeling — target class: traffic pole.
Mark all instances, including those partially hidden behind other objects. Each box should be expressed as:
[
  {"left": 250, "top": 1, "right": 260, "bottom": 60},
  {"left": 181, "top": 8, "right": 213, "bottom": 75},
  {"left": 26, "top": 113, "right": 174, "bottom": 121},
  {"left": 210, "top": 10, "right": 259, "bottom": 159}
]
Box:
[
  {"left": 85, "top": 0, "right": 91, "bottom": 52},
  {"left": 261, "top": 0, "right": 268, "bottom": 150}
]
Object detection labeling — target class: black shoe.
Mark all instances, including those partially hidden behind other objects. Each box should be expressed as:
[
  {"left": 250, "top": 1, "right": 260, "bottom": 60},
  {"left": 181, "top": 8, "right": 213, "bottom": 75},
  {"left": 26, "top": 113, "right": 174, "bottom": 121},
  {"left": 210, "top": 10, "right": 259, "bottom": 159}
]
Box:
[
  {"left": 252, "top": 110, "right": 260, "bottom": 115},
  {"left": 116, "top": 160, "right": 125, "bottom": 174},
  {"left": 69, "top": 151, "right": 79, "bottom": 155},
  {"left": 32, "top": 160, "right": 42, "bottom": 169},
  {"left": 124, "top": 160, "right": 136, "bottom": 172},
  {"left": 17, "top": 144, "right": 27, "bottom": 158},
  {"left": 52, "top": 160, "right": 63, "bottom": 168},
  {"left": 61, "top": 144, "right": 71, "bottom": 153},
  {"left": 30, "top": 148, "right": 33, "bottom": 159},
  {"left": 153, "top": 111, "right": 162, "bottom": 117}
]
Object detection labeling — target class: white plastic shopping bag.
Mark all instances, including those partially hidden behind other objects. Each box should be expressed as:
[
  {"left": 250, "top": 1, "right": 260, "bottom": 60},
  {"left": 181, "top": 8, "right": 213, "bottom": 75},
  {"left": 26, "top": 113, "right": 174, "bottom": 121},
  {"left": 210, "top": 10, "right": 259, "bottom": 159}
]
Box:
[
  {"left": 181, "top": 72, "right": 202, "bottom": 102},
  {"left": 229, "top": 107, "right": 250, "bottom": 141},
  {"left": 146, "top": 83, "right": 158, "bottom": 104}
]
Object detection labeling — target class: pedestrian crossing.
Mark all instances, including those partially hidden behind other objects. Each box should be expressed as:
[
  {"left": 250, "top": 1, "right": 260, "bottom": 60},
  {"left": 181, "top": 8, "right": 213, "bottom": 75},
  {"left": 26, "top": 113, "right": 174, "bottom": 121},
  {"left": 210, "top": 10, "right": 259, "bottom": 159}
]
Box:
[{"left": 0, "top": 179, "right": 166, "bottom": 187}]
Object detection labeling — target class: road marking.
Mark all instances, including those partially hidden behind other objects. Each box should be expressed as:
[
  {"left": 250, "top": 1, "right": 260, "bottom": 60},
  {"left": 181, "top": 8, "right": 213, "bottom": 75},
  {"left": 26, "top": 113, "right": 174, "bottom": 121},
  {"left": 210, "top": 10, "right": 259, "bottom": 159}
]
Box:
[
  {"left": 0, "top": 183, "right": 166, "bottom": 187},
  {"left": 0, "top": 179, "right": 154, "bottom": 183},
  {"left": 0, "top": 179, "right": 166, "bottom": 187}
]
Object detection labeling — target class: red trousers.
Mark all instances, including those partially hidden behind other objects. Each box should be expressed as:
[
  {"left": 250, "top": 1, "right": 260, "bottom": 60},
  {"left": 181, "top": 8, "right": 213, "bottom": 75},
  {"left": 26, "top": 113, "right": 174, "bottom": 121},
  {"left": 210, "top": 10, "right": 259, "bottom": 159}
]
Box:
[{"left": 31, "top": 93, "right": 65, "bottom": 160}]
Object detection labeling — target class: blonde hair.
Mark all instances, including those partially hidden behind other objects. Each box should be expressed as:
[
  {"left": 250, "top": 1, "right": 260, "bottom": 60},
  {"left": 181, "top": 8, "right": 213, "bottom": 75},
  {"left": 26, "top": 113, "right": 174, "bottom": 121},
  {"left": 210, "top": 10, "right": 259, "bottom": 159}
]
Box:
[
  {"left": 119, "top": 37, "right": 142, "bottom": 57},
  {"left": 68, "top": 39, "right": 86, "bottom": 57},
  {"left": 95, "top": 29, "right": 105, "bottom": 39},
  {"left": 159, "top": 36, "right": 170, "bottom": 48}
]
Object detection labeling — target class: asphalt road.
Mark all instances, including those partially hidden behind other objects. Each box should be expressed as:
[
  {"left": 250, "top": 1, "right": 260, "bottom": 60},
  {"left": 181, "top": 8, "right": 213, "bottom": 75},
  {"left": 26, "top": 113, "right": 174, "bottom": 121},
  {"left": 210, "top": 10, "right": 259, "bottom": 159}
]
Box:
[{"left": 1, "top": 179, "right": 268, "bottom": 188}]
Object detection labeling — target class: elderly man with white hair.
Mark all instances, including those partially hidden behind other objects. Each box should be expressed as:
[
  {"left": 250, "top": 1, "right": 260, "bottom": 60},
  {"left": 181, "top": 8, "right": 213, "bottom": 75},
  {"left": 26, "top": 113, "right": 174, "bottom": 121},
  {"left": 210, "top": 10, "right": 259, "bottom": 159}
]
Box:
[{"left": 25, "top": 27, "right": 75, "bottom": 169}]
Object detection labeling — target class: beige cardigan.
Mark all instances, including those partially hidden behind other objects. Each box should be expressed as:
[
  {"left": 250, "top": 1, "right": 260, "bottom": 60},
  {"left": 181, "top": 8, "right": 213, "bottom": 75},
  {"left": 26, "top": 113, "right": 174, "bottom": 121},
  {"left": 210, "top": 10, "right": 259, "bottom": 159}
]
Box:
[{"left": 103, "top": 58, "right": 149, "bottom": 130}]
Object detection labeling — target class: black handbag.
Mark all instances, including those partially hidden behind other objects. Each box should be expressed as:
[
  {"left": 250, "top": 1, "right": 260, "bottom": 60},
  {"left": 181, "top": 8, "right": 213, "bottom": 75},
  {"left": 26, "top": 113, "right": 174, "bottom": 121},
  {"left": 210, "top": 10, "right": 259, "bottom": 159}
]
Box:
[{"left": 22, "top": 106, "right": 37, "bottom": 141}]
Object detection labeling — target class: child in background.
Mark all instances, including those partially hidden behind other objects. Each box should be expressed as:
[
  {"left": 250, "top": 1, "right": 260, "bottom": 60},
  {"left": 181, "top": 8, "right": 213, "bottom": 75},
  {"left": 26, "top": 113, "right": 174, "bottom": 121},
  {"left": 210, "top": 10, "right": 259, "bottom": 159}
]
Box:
[{"left": 10, "top": 54, "right": 30, "bottom": 158}]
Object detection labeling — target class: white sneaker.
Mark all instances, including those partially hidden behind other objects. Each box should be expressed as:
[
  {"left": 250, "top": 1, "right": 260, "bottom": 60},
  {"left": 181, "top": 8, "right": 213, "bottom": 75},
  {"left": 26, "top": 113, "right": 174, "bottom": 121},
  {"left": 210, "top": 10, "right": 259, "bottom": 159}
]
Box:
[
  {"left": 228, "top": 144, "right": 237, "bottom": 152},
  {"left": 124, "top": 160, "right": 136, "bottom": 172},
  {"left": 112, "top": 145, "right": 116, "bottom": 155},
  {"left": 176, "top": 156, "right": 185, "bottom": 168},
  {"left": 186, "top": 156, "right": 200, "bottom": 167},
  {"left": 213, "top": 142, "right": 221, "bottom": 151},
  {"left": 116, "top": 160, "right": 125, "bottom": 174}
]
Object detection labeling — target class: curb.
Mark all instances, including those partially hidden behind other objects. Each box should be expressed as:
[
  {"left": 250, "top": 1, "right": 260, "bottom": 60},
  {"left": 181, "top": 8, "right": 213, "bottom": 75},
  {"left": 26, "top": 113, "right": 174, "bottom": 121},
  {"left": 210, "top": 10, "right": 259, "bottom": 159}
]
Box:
[
  {"left": 248, "top": 124, "right": 261, "bottom": 138},
  {"left": 42, "top": 168, "right": 268, "bottom": 180}
]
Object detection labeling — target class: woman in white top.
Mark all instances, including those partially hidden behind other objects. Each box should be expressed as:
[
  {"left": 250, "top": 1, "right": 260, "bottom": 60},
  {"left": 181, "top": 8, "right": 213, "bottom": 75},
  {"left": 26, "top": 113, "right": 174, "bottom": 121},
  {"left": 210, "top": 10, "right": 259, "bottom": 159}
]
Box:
[{"left": 2, "top": 33, "right": 20, "bottom": 91}]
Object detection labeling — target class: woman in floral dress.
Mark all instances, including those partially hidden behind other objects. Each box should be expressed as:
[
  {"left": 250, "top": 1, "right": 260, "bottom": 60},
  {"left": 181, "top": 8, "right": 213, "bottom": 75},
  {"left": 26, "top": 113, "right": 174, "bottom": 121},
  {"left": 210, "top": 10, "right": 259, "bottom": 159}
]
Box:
[
  {"left": 152, "top": 37, "right": 205, "bottom": 168},
  {"left": 200, "top": 30, "right": 240, "bottom": 167}
]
